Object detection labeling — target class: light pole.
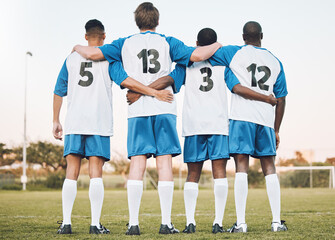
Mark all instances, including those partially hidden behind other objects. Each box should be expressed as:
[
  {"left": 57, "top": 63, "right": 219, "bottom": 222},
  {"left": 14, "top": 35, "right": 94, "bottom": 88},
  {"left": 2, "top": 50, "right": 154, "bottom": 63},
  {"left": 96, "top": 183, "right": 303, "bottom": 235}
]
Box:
[{"left": 22, "top": 51, "right": 32, "bottom": 190}]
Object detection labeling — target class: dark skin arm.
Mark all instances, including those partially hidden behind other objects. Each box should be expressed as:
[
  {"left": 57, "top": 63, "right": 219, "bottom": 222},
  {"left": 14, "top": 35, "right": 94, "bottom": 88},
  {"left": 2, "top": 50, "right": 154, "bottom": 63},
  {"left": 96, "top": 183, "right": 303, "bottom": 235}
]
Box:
[
  {"left": 274, "top": 96, "right": 286, "bottom": 149},
  {"left": 233, "top": 84, "right": 278, "bottom": 106},
  {"left": 126, "top": 76, "right": 174, "bottom": 105}
]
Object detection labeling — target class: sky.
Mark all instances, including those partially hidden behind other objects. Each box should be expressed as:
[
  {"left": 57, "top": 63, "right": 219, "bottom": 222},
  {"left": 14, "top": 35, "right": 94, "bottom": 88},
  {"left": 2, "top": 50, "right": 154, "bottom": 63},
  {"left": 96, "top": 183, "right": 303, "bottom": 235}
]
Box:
[{"left": 0, "top": 0, "right": 334, "bottom": 164}]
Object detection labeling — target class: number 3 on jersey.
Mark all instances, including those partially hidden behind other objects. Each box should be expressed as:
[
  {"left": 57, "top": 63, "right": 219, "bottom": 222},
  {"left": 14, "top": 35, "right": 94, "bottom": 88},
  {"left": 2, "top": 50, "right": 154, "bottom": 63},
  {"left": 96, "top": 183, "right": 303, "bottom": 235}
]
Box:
[
  {"left": 78, "top": 62, "right": 93, "bottom": 87},
  {"left": 137, "top": 49, "right": 161, "bottom": 74},
  {"left": 199, "top": 67, "right": 213, "bottom": 92},
  {"left": 247, "top": 63, "right": 271, "bottom": 91}
]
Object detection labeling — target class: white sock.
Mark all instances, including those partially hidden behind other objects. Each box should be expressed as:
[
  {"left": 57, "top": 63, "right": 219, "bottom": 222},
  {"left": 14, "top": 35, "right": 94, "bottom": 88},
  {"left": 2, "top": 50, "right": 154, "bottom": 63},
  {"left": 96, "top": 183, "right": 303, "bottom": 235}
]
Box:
[
  {"left": 127, "top": 180, "right": 143, "bottom": 226},
  {"left": 265, "top": 174, "right": 281, "bottom": 223},
  {"left": 234, "top": 173, "right": 248, "bottom": 225},
  {"left": 62, "top": 179, "right": 77, "bottom": 225},
  {"left": 184, "top": 182, "right": 198, "bottom": 225},
  {"left": 213, "top": 178, "right": 228, "bottom": 227},
  {"left": 89, "top": 178, "right": 104, "bottom": 227},
  {"left": 158, "top": 181, "right": 174, "bottom": 227}
]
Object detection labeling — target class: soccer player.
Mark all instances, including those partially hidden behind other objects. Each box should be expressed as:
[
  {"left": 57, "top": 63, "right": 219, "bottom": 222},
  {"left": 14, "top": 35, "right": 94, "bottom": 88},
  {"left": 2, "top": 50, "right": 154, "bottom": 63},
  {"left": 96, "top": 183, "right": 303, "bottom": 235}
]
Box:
[
  {"left": 209, "top": 21, "right": 288, "bottom": 233},
  {"left": 72, "top": 2, "right": 222, "bottom": 235},
  {"left": 53, "top": 19, "right": 173, "bottom": 235},
  {"left": 128, "top": 28, "right": 277, "bottom": 234}
]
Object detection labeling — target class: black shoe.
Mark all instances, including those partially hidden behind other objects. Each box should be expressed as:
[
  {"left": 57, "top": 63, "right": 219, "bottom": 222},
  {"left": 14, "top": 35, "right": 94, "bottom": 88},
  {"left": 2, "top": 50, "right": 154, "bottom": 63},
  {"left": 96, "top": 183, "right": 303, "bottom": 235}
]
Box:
[
  {"left": 212, "top": 223, "right": 224, "bottom": 233},
  {"left": 57, "top": 221, "right": 72, "bottom": 234},
  {"left": 227, "top": 222, "right": 247, "bottom": 233},
  {"left": 182, "top": 223, "right": 196, "bottom": 233},
  {"left": 89, "top": 223, "right": 110, "bottom": 234},
  {"left": 159, "top": 223, "right": 179, "bottom": 234},
  {"left": 125, "top": 223, "right": 140, "bottom": 235},
  {"left": 271, "top": 220, "right": 288, "bottom": 232}
]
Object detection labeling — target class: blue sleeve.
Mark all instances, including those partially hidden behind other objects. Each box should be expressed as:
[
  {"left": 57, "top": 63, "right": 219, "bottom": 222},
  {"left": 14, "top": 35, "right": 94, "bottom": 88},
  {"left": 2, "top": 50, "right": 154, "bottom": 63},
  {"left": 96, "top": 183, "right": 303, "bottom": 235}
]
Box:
[
  {"left": 54, "top": 59, "right": 68, "bottom": 97},
  {"left": 273, "top": 61, "right": 288, "bottom": 98},
  {"left": 224, "top": 68, "right": 240, "bottom": 92},
  {"left": 169, "top": 64, "right": 186, "bottom": 93},
  {"left": 99, "top": 37, "right": 126, "bottom": 64},
  {"left": 209, "top": 45, "right": 240, "bottom": 67},
  {"left": 108, "top": 61, "right": 128, "bottom": 87},
  {"left": 166, "top": 37, "right": 195, "bottom": 66}
]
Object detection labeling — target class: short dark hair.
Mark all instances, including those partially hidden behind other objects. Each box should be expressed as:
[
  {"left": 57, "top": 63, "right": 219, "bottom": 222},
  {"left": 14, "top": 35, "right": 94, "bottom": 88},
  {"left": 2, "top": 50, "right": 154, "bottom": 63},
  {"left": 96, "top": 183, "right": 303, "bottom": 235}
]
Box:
[
  {"left": 243, "top": 21, "right": 262, "bottom": 42},
  {"left": 197, "top": 28, "right": 217, "bottom": 46},
  {"left": 85, "top": 19, "right": 105, "bottom": 37},
  {"left": 134, "top": 2, "right": 159, "bottom": 30}
]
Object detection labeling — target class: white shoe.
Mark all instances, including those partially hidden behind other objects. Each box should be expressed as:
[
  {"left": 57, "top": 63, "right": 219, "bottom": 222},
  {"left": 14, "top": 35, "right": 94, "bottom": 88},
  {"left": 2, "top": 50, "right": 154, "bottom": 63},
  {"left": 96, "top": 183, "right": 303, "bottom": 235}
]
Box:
[
  {"left": 271, "top": 220, "right": 288, "bottom": 232},
  {"left": 227, "top": 222, "right": 247, "bottom": 233}
]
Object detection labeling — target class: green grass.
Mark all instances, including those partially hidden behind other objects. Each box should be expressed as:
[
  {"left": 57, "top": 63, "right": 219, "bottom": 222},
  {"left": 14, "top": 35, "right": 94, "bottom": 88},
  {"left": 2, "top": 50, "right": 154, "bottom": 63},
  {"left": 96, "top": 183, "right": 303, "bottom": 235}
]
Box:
[{"left": 0, "top": 189, "right": 334, "bottom": 239}]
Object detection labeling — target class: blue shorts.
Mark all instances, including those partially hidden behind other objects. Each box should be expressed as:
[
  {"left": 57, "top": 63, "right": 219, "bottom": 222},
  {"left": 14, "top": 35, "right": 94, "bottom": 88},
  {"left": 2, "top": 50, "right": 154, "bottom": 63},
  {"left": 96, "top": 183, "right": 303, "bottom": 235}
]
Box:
[
  {"left": 229, "top": 120, "right": 276, "bottom": 158},
  {"left": 183, "top": 135, "right": 229, "bottom": 163},
  {"left": 127, "top": 114, "right": 181, "bottom": 158},
  {"left": 64, "top": 134, "right": 110, "bottom": 161}
]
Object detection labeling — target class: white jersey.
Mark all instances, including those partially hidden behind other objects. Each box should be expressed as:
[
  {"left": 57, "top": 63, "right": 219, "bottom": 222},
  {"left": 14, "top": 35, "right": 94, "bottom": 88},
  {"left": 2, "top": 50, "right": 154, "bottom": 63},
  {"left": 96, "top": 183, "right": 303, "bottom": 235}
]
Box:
[
  {"left": 99, "top": 31, "right": 195, "bottom": 118},
  {"left": 54, "top": 52, "right": 113, "bottom": 136},
  {"left": 182, "top": 61, "right": 229, "bottom": 136},
  {"left": 210, "top": 45, "right": 288, "bottom": 128}
]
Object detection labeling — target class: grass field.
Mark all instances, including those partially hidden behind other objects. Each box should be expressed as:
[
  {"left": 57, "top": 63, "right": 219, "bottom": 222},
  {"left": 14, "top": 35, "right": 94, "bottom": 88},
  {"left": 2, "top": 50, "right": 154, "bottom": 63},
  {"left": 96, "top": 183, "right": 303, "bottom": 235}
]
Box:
[{"left": 0, "top": 188, "right": 334, "bottom": 239}]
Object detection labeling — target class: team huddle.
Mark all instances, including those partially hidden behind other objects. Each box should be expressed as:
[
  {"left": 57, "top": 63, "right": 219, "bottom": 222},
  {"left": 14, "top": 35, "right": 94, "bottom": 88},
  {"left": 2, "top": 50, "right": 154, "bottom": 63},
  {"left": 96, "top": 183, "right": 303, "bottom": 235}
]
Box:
[{"left": 53, "top": 2, "right": 287, "bottom": 235}]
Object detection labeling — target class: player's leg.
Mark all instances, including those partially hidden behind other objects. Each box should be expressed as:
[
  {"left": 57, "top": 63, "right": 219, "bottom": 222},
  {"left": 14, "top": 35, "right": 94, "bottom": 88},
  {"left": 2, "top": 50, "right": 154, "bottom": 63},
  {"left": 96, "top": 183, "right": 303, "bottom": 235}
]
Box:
[
  {"left": 58, "top": 135, "right": 84, "bottom": 234},
  {"left": 127, "top": 154, "right": 147, "bottom": 234},
  {"left": 256, "top": 125, "right": 287, "bottom": 231},
  {"left": 126, "top": 116, "right": 154, "bottom": 235},
  {"left": 228, "top": 120, "right": 256, "bottom": 233},
  {"left": 85, "top": 135, "right": 110, "bottom": 234},
  {"left": 211, "top": 159, "right": 228, "bottom": 233},
  {"left": 208, "top": 135, "right": 230, "bottom": 233},
  {"left": 155, "top": 114, "right": 181, "bottom": 234},
  {"left": 156, "top": 154, "right": 176, "bottom": 232},
  {"left": 182, "top": 135, "right": 206, "bottom": 233},
  {"left": 183, "top": 162, "right": 203, "bottom": 233},
  {"left": 233, "top": 154, "right": 249, "bottom": 230}
]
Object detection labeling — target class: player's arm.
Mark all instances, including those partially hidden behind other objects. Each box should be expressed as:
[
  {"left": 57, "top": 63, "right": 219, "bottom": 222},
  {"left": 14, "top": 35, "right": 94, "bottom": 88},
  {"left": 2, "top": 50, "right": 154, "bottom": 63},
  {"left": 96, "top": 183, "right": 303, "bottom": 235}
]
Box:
[
  {"left": 53, "top": 59, "right": 69, "bottom": 141},
  {"left": 110, "top": 61, "right": 173, "bottom": 103},
  {"left": 190, "top": 42, "right": 222, "bottom": 62},
  {"left": 127, "top": 76, "right": 174, "bottom": 105},
  {"left": 72, "top": 45, "right": 105, "bottom": 60},
  {"left": 233, "top": 84, "right": 277, "bottom": 106},
  {"left": 274, "top": 97, "right": 286, "bottom": 149},
  {"left": 225, "top": 68, "right": 277, "bottom": 105},
  {"left": 273, "top": 62, "right": 288, "bottom": 148},
  {"left": 121, "top": 77, "right": 173, "bottom": 103},
  {"left": 53, "top": 94, "right": 63, "bottom": 140}
]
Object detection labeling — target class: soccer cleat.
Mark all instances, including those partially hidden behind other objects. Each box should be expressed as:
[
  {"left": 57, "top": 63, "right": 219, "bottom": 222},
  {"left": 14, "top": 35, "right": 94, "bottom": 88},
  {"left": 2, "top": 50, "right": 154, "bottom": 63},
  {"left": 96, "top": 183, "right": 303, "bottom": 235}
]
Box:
[
  {"left": 227, "top": 222, "right": 247, "bottom": 233},
  {"left": 57, "top": 221, "right": 72, "bottom": 234},
  {"left": 182, "top": 223, "right": 196, "bottom": 233},
  {"left": 89, "top": 223, "right": 110, "bottom": 234},
  {"left": 159, "top": 223, "right": 180, "bottom": 234},
  {"left": 125, "top": 223, "right": 140, "bottom": 235},
  {"left": 271, "top": 220, "right": 288, "bottom": 232},
  {"left": 212, "top": 223, "right": 224, "bottom": 233}
]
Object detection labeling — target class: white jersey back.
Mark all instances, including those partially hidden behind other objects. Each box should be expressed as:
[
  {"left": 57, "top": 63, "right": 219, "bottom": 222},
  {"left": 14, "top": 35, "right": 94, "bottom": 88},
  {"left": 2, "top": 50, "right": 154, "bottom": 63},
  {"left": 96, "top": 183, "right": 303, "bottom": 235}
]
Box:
[
  {"left": 121, "top": 33, "right": 175, "bottom": 118},
  {"left": 229, "top": 45, "right": 281, "bottom": 128},
  {"left": 183, "top": 61, "right": 229, "bottom": 136},
  {"left": 65, "top": 52, "right": 113, "bottom": 136}
]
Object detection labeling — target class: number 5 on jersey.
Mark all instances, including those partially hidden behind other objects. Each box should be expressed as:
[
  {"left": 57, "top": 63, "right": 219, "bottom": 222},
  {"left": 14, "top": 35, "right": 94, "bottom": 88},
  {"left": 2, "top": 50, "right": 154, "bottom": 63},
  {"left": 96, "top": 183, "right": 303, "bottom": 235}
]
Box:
[{"left": 78, "top": 62, "right": 93, "bottom": 87}]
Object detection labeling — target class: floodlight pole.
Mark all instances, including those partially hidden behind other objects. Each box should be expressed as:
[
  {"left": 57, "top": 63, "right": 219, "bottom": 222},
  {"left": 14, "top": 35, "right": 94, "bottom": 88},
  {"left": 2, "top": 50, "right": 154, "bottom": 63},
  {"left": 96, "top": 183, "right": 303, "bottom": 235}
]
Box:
[{"left": 22, "top": 51, "right": 32, "bottom": 191}]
